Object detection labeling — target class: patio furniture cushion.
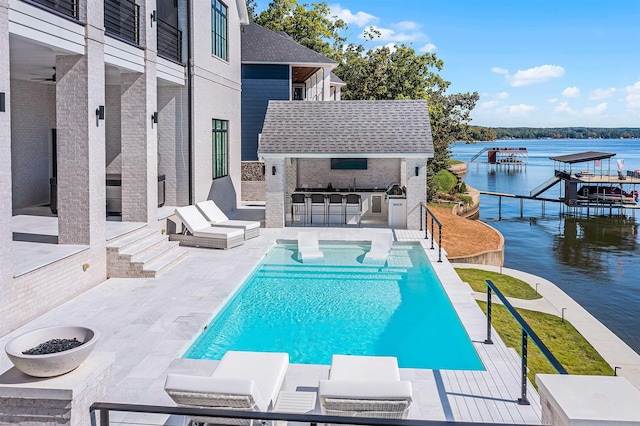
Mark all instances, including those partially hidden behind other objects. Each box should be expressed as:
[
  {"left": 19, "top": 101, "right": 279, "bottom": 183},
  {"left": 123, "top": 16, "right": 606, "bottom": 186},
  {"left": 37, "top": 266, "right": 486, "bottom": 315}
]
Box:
[{"left": 329, "top": 354, "right": 400, "bottom": 381}]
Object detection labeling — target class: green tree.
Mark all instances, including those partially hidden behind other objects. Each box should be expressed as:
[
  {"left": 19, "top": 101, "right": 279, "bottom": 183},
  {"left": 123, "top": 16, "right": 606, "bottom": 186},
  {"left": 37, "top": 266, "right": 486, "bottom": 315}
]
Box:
[
  {"left": 254, "top": 0, "right": 347, "bottom": 61},
  {"left": 246, "top": 0, "right": 258, "bottom": 20}
]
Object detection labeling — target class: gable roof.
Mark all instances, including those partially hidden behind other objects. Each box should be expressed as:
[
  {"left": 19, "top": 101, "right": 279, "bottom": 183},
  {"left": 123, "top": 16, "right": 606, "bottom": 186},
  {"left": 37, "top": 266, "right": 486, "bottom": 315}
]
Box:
[
  {"left": 258, "top": 100, "right": 433, "bottom": 158},
  {"left": 241, "top": 22, "right": 337, "bottom": 66}
]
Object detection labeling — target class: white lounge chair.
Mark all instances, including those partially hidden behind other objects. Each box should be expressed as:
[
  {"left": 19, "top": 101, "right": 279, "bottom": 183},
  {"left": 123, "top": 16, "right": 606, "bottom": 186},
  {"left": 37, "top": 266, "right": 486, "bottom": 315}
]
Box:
[
  {"left": 318, "top": 354, "right": 413, "bottom": 419},
  {"left": 165, "top": 351, "right": 289, "bottom": 425},
  {"left": 297, "top": 231, "right": 323, "bottom": 262},
  {"left": 362, "top": 232, "right": 393, "bottom": 265},
  {"left": 171, "top": 206, "right": 245, "bottom": 249},
  {"left": 196, "top": 200, "right": 261, "bottom": 240}
]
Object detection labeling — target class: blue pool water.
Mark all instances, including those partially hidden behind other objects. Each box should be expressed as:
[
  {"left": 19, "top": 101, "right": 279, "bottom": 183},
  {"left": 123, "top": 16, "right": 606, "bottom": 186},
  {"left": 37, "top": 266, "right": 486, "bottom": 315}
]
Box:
[{"left": 184, "top": 242, "right": 484, "bottom": 370}]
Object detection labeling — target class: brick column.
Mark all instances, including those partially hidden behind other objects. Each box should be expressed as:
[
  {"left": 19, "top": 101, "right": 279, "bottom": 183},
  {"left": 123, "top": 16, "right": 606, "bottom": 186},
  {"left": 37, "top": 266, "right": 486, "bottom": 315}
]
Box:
[
  {"left": 405, "top": 158, "right": 427, "bottom": 230},
  {"left": 0, "top": 0, "right": 13, "bottom": 304},
  {"left": 265, "top": 157, "right": 286, "bottom": 228},
  {"left": 121, "top": 0, "right": 158, "bottom": 223}
]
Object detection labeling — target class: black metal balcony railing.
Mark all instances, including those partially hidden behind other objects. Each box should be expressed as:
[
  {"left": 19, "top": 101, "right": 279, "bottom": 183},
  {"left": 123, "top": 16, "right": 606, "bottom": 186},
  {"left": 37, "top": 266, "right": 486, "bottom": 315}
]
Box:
[
  {"left": 157, "top": 18, "right": 183, "bottom": 63},
  {"left": 104, "top": 0, "right": 140, "bottom": 46},
  {"left": 27, "top": 0, "right": 78, "bottom": 20}
]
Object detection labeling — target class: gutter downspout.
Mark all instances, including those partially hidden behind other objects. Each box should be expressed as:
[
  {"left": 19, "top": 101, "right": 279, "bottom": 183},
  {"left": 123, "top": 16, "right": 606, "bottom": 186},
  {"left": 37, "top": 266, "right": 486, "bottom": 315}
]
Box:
[{"left": 186, "top": 0, "right": 193, "bottom": 205}]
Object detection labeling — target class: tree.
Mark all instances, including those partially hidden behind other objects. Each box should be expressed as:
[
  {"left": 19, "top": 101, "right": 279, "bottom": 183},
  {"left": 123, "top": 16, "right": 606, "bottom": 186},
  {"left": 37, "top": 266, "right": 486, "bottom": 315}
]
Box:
[
  {"left": 246, "top": 0, "right": 258, "bottom": 20},
  {"left": 254, "top": 0, "right": 347, "bottom": 61}
]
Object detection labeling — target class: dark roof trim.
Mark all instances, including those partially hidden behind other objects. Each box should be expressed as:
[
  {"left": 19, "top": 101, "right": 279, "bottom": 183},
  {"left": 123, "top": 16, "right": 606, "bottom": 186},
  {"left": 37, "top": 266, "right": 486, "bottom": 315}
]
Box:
[{"left": 549, "top": 151, "right": 616, "bottom": 164}]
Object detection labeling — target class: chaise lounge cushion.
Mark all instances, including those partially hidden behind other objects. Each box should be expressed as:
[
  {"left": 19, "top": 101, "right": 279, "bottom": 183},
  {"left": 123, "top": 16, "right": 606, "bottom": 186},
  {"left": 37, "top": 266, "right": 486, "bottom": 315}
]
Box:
[
  {"left": 164, "top": 375, "right": 266, "bottom": 411},
  {"left": 318, "top": 379, "right": 412, "bottom": 400},
  {"left": 329, "top": 354, "right": 400, "bottom": 381}
]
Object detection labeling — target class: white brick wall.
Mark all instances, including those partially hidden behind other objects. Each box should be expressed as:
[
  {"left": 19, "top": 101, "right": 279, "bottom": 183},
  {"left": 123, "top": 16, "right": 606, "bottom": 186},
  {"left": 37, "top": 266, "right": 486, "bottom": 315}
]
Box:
[
  {"left": 10, "top": 79, "right": 55, "bottom": 210},
  {"left": 158, "top": 86, "right": 189, "bottom": 206},
  {"left": 405, "top": 158, "right": 427, "bottom": 230},
  {"left": 105, "top": 85, "right": 122, "bottom": 170},
  {"left": 297, "top": 158, "right": 401, "bottom": 190},
  {"left": 265, "top": 157, "right": 286, "bottom": 227},
  {"left": 0, "top": 0, "right": 13, "bottom": 304}
]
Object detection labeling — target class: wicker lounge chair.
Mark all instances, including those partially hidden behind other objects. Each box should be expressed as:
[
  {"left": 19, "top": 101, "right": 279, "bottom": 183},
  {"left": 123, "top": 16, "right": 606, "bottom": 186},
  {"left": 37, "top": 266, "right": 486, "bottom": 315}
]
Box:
[
  {"left": 318, "top": 354, "right": 412, "bottom": 419},
  {"left": 196, "top": 200, "right": 260, "bottom": 240},
  {"left": 170, "top": 206, "right": 245, "bottom": 249},
  {"left": 362, "top": 232, "right": 393, "bottom": 265},
  {"left": 165, "top": 351, "right": 289, "bottom": 425},
  {"left": 297, "top": 231, "right": 323, "bottom": 262}
]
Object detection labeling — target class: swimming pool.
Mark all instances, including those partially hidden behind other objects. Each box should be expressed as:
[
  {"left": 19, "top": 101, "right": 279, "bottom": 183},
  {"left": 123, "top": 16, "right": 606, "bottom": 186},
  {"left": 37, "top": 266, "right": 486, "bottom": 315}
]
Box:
[{"left": 184, "top": 242, "right": 484, "bottom": 370}]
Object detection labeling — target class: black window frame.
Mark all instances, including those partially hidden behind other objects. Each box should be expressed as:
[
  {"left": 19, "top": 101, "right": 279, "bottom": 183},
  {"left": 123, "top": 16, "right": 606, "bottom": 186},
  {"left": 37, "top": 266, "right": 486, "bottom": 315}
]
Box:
[
  {"left": 211, "top": 0, "right": 228, "bottom": 61},
  {"left": 212, "top": 119, "right": 229, "bottom": 179}
]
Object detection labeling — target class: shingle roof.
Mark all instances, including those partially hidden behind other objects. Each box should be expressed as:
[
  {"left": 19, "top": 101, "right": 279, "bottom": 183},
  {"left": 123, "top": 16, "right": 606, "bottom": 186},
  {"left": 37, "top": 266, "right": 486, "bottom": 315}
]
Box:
[
  {"left": 241, "top": 22, "right": 337, "bottom": 65},
  {"left": 330, "top": 72, "right": 345, "bottom": 85},
  {"left": 258, "top": 100, "right": 434, "bottom": 157}
]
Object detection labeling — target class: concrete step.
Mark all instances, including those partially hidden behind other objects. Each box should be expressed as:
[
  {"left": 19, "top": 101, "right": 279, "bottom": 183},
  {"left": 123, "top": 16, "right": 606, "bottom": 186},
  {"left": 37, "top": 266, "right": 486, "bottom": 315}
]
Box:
[
  {"left": 143, "top": 247, "right": 189, "bottom": 277},
  {"left": 131, "top": 240, "right": 181, "bottom": 265},
  {"left": 107, "top": 228, "right": 158, "bottom": 251},
  {"left": 119, "top": 234, "right": 170, "bottom": 259}
]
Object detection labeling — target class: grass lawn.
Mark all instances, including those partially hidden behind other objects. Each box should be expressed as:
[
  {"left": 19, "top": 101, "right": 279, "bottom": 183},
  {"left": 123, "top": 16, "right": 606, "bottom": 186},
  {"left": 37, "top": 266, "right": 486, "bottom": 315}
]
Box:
[
  {"left": 477, "top": 301, "right": 613, "bottom": 386},
  {"left": 456, "top": 268, "right": 541, "bottom": 300}
]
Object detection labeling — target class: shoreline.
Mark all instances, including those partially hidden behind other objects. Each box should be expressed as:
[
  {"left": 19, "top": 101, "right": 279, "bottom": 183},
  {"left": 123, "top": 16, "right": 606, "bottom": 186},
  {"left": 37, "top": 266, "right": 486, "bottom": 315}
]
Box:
[{"left": 452, "top": 263, "right": 640, "bottom": 390}]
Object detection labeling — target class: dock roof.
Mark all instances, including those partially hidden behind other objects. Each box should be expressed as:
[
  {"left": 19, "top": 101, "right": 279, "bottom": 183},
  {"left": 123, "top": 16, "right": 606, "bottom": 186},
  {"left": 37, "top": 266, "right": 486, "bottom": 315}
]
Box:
[{"left": 549, "top": 151, "right": 616, "bottom": 164}]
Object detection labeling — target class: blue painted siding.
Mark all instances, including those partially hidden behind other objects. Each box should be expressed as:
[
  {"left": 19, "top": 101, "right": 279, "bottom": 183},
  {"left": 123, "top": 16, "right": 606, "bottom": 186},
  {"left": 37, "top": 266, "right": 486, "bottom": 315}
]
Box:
[{"left": 241, "top": 65, "right": 290, "bottom": 161}]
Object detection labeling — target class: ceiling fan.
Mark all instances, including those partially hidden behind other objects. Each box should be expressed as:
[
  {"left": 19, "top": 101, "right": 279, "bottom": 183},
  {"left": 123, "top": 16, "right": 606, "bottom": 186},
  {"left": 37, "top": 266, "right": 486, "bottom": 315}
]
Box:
[{"left": 31, "top": 67, "right": 56, "bottom": 83}]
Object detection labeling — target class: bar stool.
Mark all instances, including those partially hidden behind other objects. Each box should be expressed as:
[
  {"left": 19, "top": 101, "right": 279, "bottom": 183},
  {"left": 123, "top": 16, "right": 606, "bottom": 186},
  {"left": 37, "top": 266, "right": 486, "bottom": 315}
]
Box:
[
  {"left": 328, "top": 193, "right": 344, "bottom": 225},
  {"left": 345, "top": 193, "right": 361, "bottom": 226},
  {"left": 291, "top": 193, "right": 307, "bottom": 226},
  {"left": 310, "top": 193, "right": 327, "bottom": 225}
]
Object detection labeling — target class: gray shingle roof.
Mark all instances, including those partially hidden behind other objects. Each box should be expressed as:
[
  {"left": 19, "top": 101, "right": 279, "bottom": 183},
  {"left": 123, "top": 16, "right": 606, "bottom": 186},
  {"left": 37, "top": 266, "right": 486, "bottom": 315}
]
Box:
[
  {"left": 241, "top": 22, "right": 337, "bottom": 65},
  {"left": 258, "top": 100, "right": 434, "bottom": 157}
]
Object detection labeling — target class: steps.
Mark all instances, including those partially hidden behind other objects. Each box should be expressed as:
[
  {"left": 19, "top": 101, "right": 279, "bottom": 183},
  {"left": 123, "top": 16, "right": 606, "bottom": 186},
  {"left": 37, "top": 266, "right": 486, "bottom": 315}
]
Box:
[{"left": 107, "top": 227, "right": 188, "bottom": 278}]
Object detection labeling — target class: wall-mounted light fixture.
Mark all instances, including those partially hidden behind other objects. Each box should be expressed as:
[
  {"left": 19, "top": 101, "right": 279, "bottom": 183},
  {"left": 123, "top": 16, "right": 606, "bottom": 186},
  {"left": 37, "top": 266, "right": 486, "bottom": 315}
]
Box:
[
  {"left": 272, "top": 166, "right": 276, "bottom": 175},
  {"left": 150, "top": 10, "right": 157, "bottom": 27},
  {"left": 0, "top": 92, "right": 5, "bottom": 112},
  {"left": 261, "top": 164, "right": 266, "bottom": 175},
  {"left": 151, "top": 112, "right": 158, "bottom": 128},
  {"left": 415, "top": 166, "right": 420, "bottom": 177},
  {"left": 96, "top": 105, "right": 105, "bottom": 126}
]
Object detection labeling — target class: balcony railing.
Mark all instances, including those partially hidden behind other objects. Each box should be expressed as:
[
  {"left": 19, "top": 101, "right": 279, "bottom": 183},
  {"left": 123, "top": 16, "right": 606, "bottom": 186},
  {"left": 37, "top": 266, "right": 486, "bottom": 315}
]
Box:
[
  {"left": 104, "top": 0, "right": 140, "bottom": 46},
  {"left": 157, "top": 18, "right": 183, "bottom": 63},
  {"left": 25, "top": 0, "right": 78, "bottom": 20}
]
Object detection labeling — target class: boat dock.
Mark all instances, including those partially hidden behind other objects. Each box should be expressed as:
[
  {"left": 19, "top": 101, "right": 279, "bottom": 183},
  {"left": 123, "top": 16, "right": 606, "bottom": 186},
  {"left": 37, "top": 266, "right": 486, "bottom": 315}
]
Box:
[
  {"left": 470, "top": 146, "right": 528, "bottom": 165},
  {"left": 477, "top": 151, "right": 639, "bottom": 218}
]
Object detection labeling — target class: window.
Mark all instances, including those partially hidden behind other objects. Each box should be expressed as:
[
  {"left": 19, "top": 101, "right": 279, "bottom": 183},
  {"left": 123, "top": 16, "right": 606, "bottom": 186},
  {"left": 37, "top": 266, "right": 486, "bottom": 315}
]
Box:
[
  {"left": 211, "top": 0, "right": 228, "bottom": 60},
  {"left": 212, "top": 120, "right": 228, "bottom": 179}
]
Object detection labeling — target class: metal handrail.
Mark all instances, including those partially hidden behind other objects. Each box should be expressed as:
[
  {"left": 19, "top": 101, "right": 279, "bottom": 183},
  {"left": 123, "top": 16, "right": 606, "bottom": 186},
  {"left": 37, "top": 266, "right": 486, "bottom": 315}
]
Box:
[
  {"left": 419, "top": 203, "right": 443, "bottom": 262},
  {"left": 89, "top": 401, "right": 538, "bottom": 426},
  {"left": 24, "top": 0, "right": 78, "bottom": 19},
  {"left": 157, "top": 18, "right": 183, "bottom": 63},
  {"left": 104, "top": 0, "right": 140, "bottom": 46},
  {"left": 484, "top": 279, "right": 568, "bottom": 405}
]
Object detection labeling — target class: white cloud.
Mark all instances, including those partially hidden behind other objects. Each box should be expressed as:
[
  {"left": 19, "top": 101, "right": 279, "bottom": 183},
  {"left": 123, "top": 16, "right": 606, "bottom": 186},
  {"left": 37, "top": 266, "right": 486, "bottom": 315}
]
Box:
[
  {"left": 561, "top": 86, "right": 580, "bottom": 98},
  {"left": 548, "top": 98, "right": 558, "bottom": 103},
  {"left": 330, "top": 4, "right": 377, "bottom": 27},
  {"left": 480, "top": 101, "right": 498, "bottom": 109},
  {"left": 510, "top": 65, "right": 565, "bottom": 87},
  {"left": 589, "top": 87, "right": 616, "bottom": 100},
  {"left": 418, "top": 43, "right": 437, "bottom": 53},
  {"left": 507, "top": 104, "right": 536, "bottom": 115},
  {"left": 396, "top": 21, "right": 419, "bottom": 31},
  {"left": 497, "top": 92, "right": 509, "bottom": 100},
  {"left": 583, "top": 102, "right": 608, "bottom": 115},
  {"left": 364, "top": 25, "right": 423, "bottom": 42},
  {"left": 624, "top": 81, "right": 640, "bottom": 110},
  {"left": 554, "top": 101, "right": 576, "bottom": 114},
  {"left": 492, "top": 67, "right": 509, "bottom": 75}
]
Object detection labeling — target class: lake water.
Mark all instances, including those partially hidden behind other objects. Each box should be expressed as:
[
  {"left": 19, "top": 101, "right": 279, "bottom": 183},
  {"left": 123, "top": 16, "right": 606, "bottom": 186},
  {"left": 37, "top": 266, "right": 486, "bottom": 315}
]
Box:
[{"left": 451, "top": 139, "right": 640, "bottom": 354}]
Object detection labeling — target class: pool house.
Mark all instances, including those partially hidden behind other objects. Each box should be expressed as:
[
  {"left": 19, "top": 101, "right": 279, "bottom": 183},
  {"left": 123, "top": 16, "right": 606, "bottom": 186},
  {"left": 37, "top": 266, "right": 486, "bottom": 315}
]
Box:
[{"left": 258, "top": 100, "right": 433, "bottom": 229}]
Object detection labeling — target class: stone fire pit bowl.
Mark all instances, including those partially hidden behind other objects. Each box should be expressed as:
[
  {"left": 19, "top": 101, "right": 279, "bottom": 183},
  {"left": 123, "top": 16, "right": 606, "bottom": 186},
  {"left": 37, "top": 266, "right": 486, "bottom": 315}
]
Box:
[{"left": 4, "top": 326, "right": 99, "bottom": 378}]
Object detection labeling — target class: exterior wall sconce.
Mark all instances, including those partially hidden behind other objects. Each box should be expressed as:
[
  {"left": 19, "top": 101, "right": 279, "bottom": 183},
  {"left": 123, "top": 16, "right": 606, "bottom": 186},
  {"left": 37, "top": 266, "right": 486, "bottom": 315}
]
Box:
[
  {"left": 272, "top": 166, "right": 276, "bottom": 175},
  {"left": 150, "top": 10, "right": 157, "bottom": 27},
  {"left": 151, "top": 112, "right": 158, "bottom": 128},
  {"left": 415, "top": 166, "right": 420, "bottom": 177},
  {"left": 96, "top": 105, "right": 105, "bottom": 126},
  {"left": 0, "top": 92, "right": 5, "bottom": 112}
]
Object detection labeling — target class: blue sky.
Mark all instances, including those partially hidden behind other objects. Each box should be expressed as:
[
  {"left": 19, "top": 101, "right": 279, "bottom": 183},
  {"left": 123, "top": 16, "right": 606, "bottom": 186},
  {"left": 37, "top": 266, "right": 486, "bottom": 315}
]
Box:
[{"left": 262, "top": 0, "right": 640, "bottom": 128}]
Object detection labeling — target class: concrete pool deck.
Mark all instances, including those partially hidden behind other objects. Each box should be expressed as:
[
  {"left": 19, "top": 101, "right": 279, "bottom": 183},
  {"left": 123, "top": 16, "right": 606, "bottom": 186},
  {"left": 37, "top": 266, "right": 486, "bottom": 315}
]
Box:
[{"left": 0, "top": 227, "right": 544, "bottom": 424}]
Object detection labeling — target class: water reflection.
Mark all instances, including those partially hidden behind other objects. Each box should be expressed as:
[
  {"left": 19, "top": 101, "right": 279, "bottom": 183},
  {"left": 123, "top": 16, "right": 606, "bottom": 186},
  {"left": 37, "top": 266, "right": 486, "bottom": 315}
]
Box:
[{"left": 553, "top": 217, "right": 638, "bottom": 280}]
